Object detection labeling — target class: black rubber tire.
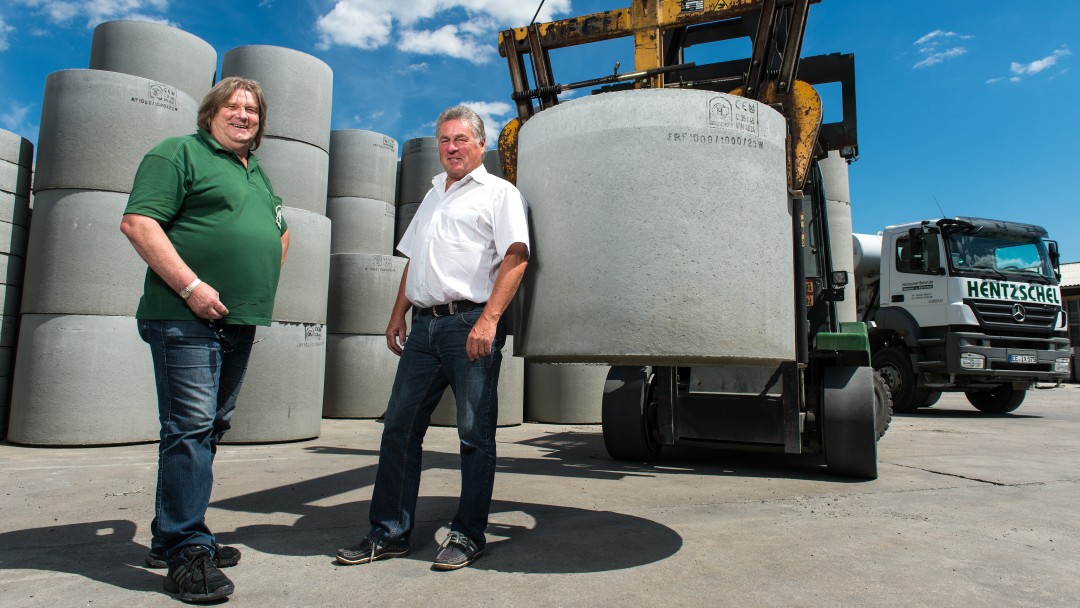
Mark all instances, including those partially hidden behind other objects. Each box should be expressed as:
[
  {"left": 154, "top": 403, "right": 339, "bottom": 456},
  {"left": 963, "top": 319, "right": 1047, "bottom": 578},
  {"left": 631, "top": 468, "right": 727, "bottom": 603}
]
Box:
[
  {"left": 822, "top": 366, "right": 878, "bottom": 479},
  {"left": 872, "top": 370, "right": 893, "bottom": 439},
  {"left": 601, "top": 366, "right": 661, "bottom": 461},
  {"left": 965, "top": 385, "right": 1026, "bottom": 414},
  {"left": 872, "top": 348, "right": 930, "bottom": 413},
  {"left": 920, "top": 391, "right": 942, "bottom": 408}
]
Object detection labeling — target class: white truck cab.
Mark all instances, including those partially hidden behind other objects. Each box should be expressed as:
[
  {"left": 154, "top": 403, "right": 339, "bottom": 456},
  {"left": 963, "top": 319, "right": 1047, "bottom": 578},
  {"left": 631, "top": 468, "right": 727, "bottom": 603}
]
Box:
[{"left": 854, "top": 217, "right": 1071, "bottom": 413}]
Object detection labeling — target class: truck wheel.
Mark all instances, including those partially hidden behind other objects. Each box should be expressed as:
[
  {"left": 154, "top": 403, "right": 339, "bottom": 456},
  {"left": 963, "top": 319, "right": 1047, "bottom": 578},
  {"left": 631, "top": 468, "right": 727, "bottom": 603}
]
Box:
[
  {"left": 602, "top": 366, "right": 661, "bottom": 461},
  {"left": 965, "top": 385, "right": 1026, "bottom": 414},
  {"left": 872, "top": 348, "right": 929, "bottom": 413},
  {"left": 920, "top": 391, "right": 942, "bottom": 407},
  {"left": 822, "top": 366, "right": 878, "bottom": 479},
  {"left": 872, "top": 370, "right": 893, "bottom": 439}
]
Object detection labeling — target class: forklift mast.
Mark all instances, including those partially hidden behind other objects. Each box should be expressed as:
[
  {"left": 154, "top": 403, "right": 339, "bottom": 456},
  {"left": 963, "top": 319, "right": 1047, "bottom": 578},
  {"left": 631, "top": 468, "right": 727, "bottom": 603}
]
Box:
[
  {"left": 498, "top": 1, "right": 882, "bottom": 478},
  {"left": 497, "top": 0, "right": 858, "bottom": 192}
]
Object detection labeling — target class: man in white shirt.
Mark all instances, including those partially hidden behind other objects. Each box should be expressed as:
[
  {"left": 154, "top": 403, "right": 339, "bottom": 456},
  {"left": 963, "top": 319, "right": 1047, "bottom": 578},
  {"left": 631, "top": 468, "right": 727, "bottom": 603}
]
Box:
[{"left": 336, "top": 106, "right": 530, "bottom": 571}]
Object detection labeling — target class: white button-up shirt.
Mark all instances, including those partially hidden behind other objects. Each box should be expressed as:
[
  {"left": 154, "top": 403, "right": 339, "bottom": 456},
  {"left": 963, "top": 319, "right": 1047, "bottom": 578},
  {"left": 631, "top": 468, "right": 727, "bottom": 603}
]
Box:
[{"left": 397, "top": 164, "right": 530, "bottom": 309}]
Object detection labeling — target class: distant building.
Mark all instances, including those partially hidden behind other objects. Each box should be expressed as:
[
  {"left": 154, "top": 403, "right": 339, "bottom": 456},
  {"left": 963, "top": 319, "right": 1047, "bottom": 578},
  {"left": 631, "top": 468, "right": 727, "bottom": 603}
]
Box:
[{"left": 1061, "top": 261, "right": 1080, "bottom": 382}]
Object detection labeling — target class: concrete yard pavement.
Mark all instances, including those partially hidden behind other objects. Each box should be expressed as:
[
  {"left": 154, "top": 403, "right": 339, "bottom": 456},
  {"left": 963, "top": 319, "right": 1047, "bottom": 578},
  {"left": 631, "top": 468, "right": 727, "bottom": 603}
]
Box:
[{"left": 2, "top": 386, "right": 1079, "bottom": 607}]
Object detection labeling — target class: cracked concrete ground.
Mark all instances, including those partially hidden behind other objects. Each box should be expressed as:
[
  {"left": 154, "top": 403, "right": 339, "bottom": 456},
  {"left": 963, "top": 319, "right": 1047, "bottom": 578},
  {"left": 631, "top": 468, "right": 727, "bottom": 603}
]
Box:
[{"left": 1, "top": 386, "right": 1078, "bottom": 607}]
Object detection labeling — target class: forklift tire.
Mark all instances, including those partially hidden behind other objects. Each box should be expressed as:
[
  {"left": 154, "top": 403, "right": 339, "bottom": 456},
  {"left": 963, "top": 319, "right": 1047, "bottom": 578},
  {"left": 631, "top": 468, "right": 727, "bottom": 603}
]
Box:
[
  {"left": 822, "top": 366, "right": 878, "bottom": 479},
  {"left": 965, "top": 385, "right": 1026, "bottom": 414},
  {"left": 602, "top": 366, "right": 661, "bottom": 462},
  {"left": 872, "top": 370, "right": 893, "bottom": 439},
  {"left": 873, "top": 348, "right": 930, "bottom": 413}
]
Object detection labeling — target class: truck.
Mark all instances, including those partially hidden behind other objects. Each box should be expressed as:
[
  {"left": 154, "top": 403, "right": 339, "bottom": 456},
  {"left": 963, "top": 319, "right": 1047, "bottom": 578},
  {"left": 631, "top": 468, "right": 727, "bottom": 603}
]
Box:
[
  {"left": 854, "top": 217, "right": 1071, "bottom": 413},
  {"left": 497, "top": 0, "right": 890, "bottom": 478}
]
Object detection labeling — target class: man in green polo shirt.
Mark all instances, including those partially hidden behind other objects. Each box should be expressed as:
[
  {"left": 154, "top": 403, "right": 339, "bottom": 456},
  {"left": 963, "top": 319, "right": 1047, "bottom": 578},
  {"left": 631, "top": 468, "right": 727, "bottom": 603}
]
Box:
[{"left": 120, "top": 76, "right": 289, "bottom": 604}]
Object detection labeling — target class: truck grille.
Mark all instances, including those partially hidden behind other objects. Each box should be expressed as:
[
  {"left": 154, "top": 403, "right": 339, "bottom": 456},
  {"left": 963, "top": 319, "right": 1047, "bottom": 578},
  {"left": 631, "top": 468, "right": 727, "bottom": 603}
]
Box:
[{"left": 965, "top": 299, "right": 1059, "bottom": 333}]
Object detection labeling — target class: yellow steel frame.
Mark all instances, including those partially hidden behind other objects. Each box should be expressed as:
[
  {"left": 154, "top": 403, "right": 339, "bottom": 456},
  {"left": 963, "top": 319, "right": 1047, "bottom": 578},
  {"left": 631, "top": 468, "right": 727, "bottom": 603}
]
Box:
[{"left": 497, "top": 0, "right": 823, "bottom": 191}]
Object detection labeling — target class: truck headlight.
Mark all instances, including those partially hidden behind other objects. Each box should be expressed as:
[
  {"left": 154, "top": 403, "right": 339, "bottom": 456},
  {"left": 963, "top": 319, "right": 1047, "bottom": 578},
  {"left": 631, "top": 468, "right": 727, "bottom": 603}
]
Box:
[
  {"left": 1056, "top": 358, "right": 1071, "bottom": 374},
  {"left": 960, "top": 353, "right": 985, "bottom": 369}
]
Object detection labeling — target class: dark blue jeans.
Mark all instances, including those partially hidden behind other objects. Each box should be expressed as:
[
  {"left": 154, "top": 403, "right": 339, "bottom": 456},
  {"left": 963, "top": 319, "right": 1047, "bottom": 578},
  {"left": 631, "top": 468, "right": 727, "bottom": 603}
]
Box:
[
  {"left": 138, "top": 319, "right": 256, "bottom": 560},
  {"left": 367, "top": 308, "right": 505, "bottom": 550}
]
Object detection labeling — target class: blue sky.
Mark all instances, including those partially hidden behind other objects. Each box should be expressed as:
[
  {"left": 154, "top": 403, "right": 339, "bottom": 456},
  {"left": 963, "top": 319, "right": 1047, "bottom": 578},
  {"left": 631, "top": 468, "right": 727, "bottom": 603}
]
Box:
[{"left": 1, "top": 0, "right": 1077, "bottom": 261}]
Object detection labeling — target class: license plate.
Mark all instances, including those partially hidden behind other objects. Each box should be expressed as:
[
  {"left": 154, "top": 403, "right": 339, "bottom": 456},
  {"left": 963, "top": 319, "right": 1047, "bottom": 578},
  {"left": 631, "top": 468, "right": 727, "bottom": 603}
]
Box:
[{"left": 1009, "top": 354, "right": 1037, "bottom": 364}]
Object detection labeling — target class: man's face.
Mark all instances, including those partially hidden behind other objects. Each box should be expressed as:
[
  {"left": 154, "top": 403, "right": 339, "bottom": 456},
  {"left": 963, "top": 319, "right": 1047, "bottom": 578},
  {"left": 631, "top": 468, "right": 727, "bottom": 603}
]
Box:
[
  {"left": 209, "top": 88, "right": 260, "bottom": 155},
  {"left": 438, "top": 118, "right": 485, "bottom": 183}
]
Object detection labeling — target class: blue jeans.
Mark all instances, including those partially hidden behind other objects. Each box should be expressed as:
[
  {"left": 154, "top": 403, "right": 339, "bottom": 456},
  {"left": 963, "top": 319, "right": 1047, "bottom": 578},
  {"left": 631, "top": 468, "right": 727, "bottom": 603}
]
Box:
[
  {"left": 367, "top": 308, "right": 505, "bottom": 549},
  {"left": 138, "top": 319, "right": 256, "bottom": 560}
]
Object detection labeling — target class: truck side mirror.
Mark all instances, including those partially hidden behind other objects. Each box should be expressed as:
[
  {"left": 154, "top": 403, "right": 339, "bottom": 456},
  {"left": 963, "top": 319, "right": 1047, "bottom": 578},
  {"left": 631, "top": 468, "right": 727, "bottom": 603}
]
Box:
[{"left": 1048, "top": 240, "right": 1061, "bottom": 280}]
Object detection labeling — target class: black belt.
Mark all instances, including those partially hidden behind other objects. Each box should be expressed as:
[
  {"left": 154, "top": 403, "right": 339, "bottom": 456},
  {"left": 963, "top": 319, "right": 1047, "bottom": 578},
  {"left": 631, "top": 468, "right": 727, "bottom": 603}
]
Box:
[{"left": 416, "top": 300, "right": 484, "bottom": 317}]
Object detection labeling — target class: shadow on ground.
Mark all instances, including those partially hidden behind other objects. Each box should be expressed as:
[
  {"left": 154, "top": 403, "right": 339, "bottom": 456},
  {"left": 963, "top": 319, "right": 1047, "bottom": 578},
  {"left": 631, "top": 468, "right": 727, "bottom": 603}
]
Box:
[{"left": 0, "top": 520, "right": 162, "bottom": 594}]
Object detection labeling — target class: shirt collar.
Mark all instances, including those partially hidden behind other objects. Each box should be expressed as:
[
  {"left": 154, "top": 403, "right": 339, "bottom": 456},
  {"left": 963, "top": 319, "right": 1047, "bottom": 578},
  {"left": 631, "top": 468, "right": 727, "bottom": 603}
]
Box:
[
  {"left": 197, "top": 128, "right": 258, "bottom": 166},
  {"left": 434, "top": 162, "right": 491, "bottom": 190}
]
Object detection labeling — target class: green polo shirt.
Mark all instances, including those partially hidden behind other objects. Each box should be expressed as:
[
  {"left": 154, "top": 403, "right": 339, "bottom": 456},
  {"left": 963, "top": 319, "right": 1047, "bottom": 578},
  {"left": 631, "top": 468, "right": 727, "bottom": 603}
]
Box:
[{"left": 125, "top": 129, "right": 288, "bottom": 326}]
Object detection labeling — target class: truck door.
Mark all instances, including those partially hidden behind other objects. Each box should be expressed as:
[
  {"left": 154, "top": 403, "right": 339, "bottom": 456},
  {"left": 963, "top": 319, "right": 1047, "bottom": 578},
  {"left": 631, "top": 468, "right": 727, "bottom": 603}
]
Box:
[{"left": 886, "top": 230, "right": 948, "bottom": 327}]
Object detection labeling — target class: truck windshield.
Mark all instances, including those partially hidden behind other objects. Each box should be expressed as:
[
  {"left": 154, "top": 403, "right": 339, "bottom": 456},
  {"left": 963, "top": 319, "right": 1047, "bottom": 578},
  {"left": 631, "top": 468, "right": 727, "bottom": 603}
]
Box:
[{"left": 944, "top": 230, "right": 1055, "bottom": 282}]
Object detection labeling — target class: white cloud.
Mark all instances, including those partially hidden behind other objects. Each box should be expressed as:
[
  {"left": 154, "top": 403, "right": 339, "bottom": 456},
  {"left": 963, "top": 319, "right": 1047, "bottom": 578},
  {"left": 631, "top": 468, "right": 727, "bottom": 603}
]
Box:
[
  {"left": 1011, "top": 47, "right": 1071, "bottom": 76},
  {"left": 912, "top": 29, "right": 971, "bottom": 69},
  {"left": 315, "top": 3, "right": 393, "bottom": 50},
  {"left": 15, "top": 0, "right": 171, "bottom": 28},
  {"left": 397, "top": 24, "right": 495, "bottom": 64},
  {"left": 988, "top": 46, "right": 1071, "bottom": 84},
  {"left": 457, "top": 100, "right": 513, "bottom": 140},
  {"left": 316, "top": 0, "right": 572, "bottom": 59},
  {"left": 0, "top": 17, "right": 13, "bottom": 51},
  {"left": 0, "top": 102, "right": 36, "bottom": 138},
  {"left": 914, "top": 47, "right": 967, "bottom": 69}
]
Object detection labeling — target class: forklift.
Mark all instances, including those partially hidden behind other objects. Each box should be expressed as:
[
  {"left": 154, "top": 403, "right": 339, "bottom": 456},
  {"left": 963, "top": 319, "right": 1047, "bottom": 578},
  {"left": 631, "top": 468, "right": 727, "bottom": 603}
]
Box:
[{"left": 496, "top": 0, "right": 889, "bottom": 478}]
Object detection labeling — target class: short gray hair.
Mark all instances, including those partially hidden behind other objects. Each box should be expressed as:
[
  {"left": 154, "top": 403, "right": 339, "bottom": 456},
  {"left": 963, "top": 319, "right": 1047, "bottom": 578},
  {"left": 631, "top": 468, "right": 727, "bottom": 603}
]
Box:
[{"left": 435, "top": 106, "right": 486, "bottom": 143}]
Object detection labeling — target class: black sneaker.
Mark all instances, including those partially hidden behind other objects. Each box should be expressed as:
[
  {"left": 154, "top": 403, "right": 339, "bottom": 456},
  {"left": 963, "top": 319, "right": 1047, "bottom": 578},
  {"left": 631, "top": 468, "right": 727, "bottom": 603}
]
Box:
[
  {"left": 164, "top": 545, "right": 235, "bottom": 603},
  {"left": 431, "top": 531, "right": 482, "bottom": 571},
  {"left": 335, "top": 537, "right": 410, "bottom": 565},
  {"left": 146, "top": 543, "right": 241, "bottom": 569}
]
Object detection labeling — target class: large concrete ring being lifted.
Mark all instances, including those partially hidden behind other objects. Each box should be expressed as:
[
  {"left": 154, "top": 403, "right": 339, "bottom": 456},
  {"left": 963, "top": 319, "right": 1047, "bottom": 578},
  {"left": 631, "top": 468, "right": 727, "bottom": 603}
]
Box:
[
  {"left": 430, "top": 336, "right": 524, "bottom": 427},
  {"left": 323, "top": 334, "right": 401, "bottom": 418},
  {"left": 21, "top": 190, "right": 145, "bottom": 316},
  {"left": 7, "top": 314, "right": 157, "bottom": 445},
  {"left": 327, "top": 197, "right": 395, "bottom": 255},
  {"left": 89, "top": 20, "right": 217, "bottom": 103},
  {"left": 525, "top": 363, "right": 610, "bottom": 424},
  {"left": 274, "top": 206, "right": 331, "bottom": 324},
  {"left": 515, "top": 89, "right": 793, "bottom": 365},
  {"left": 328, "top": 130, "right": 399, "bottom": 203},
  {"left": 34, "top": 70, "right": 197, "bottom": 194},
  {"left": 327, "top": 253, "right": 407, "bottom": 335},
  {"left": 398, "top": 138, "right": 441, "bottom": 206},
  {"left": 255, "top": 136, "right": 329, "bottom": 216},
  {"left": 222, "top": 46, "right": 333, "bottom": 152},
  {"left": 224, "top": 321, "right": 326, "bottom": 443}
]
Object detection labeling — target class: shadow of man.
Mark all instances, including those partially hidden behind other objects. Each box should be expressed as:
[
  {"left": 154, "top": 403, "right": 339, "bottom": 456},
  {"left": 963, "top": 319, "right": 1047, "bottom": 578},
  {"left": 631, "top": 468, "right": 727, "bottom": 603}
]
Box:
[{"left": 0, "top": 519, "right": 160, "bottom": 593}]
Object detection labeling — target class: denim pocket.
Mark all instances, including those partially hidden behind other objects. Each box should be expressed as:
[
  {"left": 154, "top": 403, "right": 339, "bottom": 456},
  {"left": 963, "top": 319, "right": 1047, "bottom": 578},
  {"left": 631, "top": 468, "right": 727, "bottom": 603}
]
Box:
[{"left": 459, "top": 308, "right": 482, "bottom": 327}]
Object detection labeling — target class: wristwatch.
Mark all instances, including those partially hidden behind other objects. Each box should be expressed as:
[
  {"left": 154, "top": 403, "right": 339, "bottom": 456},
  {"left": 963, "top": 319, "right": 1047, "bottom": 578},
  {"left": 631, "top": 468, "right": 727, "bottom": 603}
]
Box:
[{"left": 180, "top": 278, "right": 202, "bottom": 301}]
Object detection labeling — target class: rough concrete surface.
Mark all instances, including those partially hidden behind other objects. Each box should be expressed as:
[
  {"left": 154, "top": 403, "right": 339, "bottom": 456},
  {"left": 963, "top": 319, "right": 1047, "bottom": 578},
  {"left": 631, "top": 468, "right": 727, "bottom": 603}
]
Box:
[
  {"left": 1, "top": 387, "right": 1078, "bottom": 607},
  {"left": 516, "top": 90, "right": 794, "bottom": 364},
  {"left": 89, "top": 20, "right": 217, "bottom": 104}
]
